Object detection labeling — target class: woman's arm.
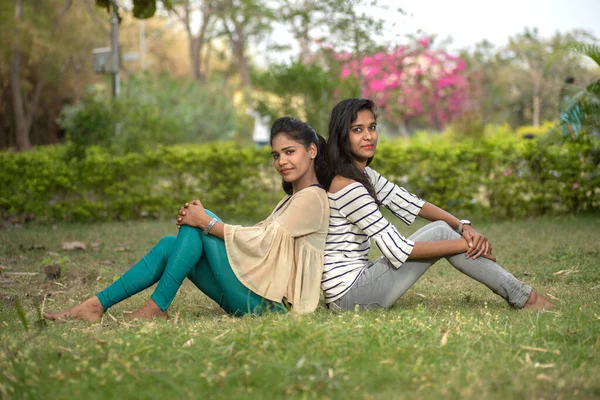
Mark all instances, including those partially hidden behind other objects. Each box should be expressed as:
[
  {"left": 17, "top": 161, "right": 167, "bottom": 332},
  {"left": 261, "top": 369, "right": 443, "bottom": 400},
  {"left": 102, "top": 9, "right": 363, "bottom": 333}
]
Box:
[
  {"left": 366, "top": 168, "right": 491, "bottom": 259},
  {"left": 409, "top": 238, "right": 468, "bottom": 259},
  {"left": 418, "top": 202, "right": 461, "bottom": 229},
  {"left": 418, "top": 202, "right": 491, "bottom": 259},
  {"left": 177, "top": 201, "right": 225, "bottom": 239}
]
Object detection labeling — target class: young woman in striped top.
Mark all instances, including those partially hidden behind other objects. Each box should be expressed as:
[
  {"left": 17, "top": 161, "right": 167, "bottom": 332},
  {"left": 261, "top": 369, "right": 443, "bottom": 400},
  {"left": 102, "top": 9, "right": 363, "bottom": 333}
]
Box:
[{"left": 322, "top": 98, "right": 554, "bottom": 311}]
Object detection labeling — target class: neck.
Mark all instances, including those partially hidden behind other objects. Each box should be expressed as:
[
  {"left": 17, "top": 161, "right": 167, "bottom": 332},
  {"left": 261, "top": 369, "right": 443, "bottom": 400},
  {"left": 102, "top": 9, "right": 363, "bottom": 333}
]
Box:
[
  {"left": 291, "top": 171, "right": 319, "bottom": 194},
  {"left": 355, "top": 159, "right": 367, "bottom": 171}
]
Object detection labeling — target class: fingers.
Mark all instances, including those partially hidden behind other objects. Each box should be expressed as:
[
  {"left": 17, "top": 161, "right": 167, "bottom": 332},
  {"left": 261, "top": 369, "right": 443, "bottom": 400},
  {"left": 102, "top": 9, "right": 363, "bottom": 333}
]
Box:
[
  {"left": 472, "top": 243, "right": 487, "bottom": 259},
  {"left": 475, "top": 238, "right": 488, "bottom": 259},
  {"left": 466, "top": 235, "right": 485, "bottom": 258},
  {"left": 463, "top": 230, "right": 474, "bottom": 247}
]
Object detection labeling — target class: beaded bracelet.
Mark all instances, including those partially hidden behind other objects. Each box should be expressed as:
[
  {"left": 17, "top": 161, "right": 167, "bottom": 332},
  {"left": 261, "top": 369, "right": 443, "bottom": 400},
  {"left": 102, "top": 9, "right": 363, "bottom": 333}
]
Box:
[{"left": 203, "top": 217, "right": 218, "bottom": 235}]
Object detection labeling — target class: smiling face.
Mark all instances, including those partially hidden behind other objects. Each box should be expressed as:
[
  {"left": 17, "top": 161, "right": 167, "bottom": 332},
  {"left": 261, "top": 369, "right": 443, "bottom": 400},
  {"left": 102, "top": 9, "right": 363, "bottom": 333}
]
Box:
[
  {"left": 348, "top": 109, "right": 378, "bottom": 167},
  {"left": 271, "top": 133, "right": 317, "bottom": 186}
]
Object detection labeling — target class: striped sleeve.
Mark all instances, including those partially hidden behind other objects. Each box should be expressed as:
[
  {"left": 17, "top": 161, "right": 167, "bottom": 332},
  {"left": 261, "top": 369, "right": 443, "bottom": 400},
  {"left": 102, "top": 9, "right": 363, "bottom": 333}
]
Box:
[
  {"left": 366, "top": 167, "right": 425, "bottom": 226},
  {"left": 337, "top": 184, "right": 414, "bottom": 268}
]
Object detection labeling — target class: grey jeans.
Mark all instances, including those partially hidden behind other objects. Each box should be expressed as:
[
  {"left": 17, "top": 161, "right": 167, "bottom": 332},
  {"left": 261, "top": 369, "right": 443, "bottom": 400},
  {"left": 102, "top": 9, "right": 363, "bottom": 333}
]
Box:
[{"left": 330, "top": 221, "right": 532, "bottom": 310}]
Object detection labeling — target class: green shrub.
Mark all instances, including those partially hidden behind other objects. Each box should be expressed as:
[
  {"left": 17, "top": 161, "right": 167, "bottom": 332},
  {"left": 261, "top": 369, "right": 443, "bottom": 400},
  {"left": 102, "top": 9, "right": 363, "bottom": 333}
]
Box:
[
  {"left": 0, "top": 143, "right": 281, "bottom": 223},
  {"left": 58, "top": 74, "right": 237, "bottom": 156},
  {"left": 372, "top": 135, "right": 600, "bottom": 218},
  {"left": 1, "top": 136, "right": 598, "bottom": 223}
]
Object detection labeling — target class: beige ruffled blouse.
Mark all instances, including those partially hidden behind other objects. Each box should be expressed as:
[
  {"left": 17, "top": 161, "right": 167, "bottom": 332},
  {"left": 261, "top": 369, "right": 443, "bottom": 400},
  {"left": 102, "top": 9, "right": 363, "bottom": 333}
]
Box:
[{"left": 223, "top": 186, "right": 329, "bottom": 314}]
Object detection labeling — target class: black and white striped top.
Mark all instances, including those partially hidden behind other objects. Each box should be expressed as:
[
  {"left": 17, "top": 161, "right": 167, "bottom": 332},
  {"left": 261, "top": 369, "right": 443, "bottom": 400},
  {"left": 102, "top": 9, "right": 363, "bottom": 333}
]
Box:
[{"left": 321, "top": 167, "right": 425, "bottom": 303}]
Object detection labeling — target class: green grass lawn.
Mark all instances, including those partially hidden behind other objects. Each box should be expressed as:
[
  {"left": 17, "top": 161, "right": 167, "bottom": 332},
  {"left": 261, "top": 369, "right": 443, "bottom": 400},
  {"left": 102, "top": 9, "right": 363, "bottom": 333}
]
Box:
[{"left": 1, "top": 215, "right": 599, "bottom": 399}]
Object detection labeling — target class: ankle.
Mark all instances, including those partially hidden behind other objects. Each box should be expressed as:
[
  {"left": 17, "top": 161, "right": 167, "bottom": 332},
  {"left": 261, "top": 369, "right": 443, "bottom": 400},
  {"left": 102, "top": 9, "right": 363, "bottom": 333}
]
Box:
[{"left": 144, "top": 298, "right": 165, "bottom": 312}]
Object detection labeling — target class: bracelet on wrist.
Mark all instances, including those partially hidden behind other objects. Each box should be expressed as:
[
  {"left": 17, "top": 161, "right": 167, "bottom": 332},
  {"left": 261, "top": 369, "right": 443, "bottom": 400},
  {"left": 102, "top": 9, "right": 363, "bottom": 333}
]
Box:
[{"left": 203, "top": 217, "right": 218, "bottom": 235}]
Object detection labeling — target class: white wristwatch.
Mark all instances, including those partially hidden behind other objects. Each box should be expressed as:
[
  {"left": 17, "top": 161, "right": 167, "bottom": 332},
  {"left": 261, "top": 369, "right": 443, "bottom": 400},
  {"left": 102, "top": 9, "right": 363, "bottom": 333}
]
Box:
[{"left": 458, "top": 219, "right": 471, "bottom": 233}]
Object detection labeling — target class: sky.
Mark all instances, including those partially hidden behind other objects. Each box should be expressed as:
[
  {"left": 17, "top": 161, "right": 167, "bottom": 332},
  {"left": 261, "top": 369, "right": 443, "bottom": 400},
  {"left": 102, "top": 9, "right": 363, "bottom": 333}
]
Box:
[
  {"left": 263, "top": 0, "right": 599, "bottom": 63},
  {"left": 373, "top": 0, "right": 599, "bottom": 51}
]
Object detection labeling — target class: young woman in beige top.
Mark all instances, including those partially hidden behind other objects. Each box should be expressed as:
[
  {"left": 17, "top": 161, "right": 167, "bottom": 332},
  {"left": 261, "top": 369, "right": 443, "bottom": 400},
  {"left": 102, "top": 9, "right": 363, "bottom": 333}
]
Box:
[{"left": 44, "top": 117, "right": 331, "bottom": 322}]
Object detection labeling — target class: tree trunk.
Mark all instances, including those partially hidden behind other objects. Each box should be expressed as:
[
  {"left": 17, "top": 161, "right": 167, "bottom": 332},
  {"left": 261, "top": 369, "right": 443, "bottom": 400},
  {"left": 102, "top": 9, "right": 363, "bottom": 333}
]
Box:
[
  {"left": 298, "top": 0, "right": 312, "bottom": 62},
  {"left": 178, "top": 2, "right": 212, "bottom": 82},
  {"left": 190, "top": 36, "right": 202, "bottom": 81},
  {"left": 233, "top": 21, "right": 252, "bottom": 91},
  {"left": 533, "top": 80, "right": 541, "bottom": 127},
  {"left": 354, "top": 29, "right": 364, "bottom": 98},
  {"left": 10, "top": 0, "right": 31, "bottom": 151}
]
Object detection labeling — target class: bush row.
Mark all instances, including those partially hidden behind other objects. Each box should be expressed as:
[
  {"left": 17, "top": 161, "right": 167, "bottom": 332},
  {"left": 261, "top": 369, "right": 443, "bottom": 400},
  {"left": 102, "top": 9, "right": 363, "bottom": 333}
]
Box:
[
  {"left": 0, "top": 144, "right": 282, "bottom": 223},
  {"left": 1, "top": 137, "right": 599, "bottom": 223}
]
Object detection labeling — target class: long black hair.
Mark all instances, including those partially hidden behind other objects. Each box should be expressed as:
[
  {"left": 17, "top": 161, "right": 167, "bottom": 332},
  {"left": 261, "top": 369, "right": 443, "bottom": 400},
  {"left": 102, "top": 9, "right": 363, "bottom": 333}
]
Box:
[
  {"left": 270, "top": 116, "right": 332, "bottom": 195},
  {"left": 327, "top": 98, "right": 380, "bottom": 203}
]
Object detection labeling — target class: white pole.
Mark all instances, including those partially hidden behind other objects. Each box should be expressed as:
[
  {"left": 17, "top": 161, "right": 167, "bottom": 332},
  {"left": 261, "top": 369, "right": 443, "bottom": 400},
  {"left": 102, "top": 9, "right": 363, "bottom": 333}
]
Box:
[{"left": 111, "top": 0, "right": 120, "bottom": 98}]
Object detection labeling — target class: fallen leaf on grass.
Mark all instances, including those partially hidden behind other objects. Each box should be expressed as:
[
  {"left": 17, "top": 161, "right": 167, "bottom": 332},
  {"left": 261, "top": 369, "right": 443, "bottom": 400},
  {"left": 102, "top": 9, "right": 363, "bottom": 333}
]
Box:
[
  {"left": 4, "top": 272, "right": 39, "bottom": 276},
  {"left": 61, "top": 241, "right": 87, "bottom": 251},
  {"left": 536, "top": 373, "right": 553, "bottom": 382},
  {"left": 182, "top": 338, "right": 195, "bottom": 347},
  {"left": 552, "top": 266, "right": 579, "bottom": 277},
  {"left": 520, "top": 345, "right": 560, "bottom": 355},
  {"left": 212, "top": 329, "right": 231, "bottom": 342},
  {"left": 546, "top": 293, "right": 561, "bottom": 301},
  {"left": 440, "top": 329, "right": 449, "bottom": 346},
  {"left": 379, "top": 359, "right": 394, "bottom": 365},
  {"left": 534, "top": 363, "right": 556, "bottom": 369}
]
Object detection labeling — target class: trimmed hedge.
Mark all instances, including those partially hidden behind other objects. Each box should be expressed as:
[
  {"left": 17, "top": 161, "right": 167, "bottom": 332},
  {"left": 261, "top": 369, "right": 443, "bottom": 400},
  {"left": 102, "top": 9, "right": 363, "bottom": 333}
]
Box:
[
  {"left": 0, "top": 144, "right": 282, "bottom": 223},
  {"left": 1, "top": 137, "right": 599, "bottom": 223}
]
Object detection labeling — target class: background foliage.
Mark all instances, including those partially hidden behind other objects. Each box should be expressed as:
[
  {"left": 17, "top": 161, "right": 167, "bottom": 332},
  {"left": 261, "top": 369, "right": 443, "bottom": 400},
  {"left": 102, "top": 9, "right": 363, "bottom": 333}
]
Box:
[
  {"left": 0, "top": 143, "right": 281, "bottom": 223},
  {"left": 1, "top": 132, "right": 598, "bottom": 223},
  {"left": 2, "top": 1, "right": 598, "bottom": 150},
  {"left": 59, "top": 73, "right": 237, "bottom": 155}
]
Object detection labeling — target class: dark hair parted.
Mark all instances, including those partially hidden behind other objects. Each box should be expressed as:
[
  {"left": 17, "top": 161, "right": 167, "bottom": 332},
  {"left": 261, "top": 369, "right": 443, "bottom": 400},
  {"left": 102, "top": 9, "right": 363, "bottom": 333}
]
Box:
[
  {"left": 270, "top": 116, "right": 332, "bottom": 195},
  {"left": 327, "top": 98, "right": 380, "bottom": 204}
]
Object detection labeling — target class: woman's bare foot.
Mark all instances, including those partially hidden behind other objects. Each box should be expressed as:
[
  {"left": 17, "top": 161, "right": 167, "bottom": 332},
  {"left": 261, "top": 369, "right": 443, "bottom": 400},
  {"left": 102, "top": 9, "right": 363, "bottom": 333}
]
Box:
[
  {"left": 44, "top": 296, "right": 105, "bottom": 323},
  {"left": 522, "top": 290, "right": 555, "bottom": 310},
  {"left": 125, "top": 298, "right": 168, "bottom": 321}
]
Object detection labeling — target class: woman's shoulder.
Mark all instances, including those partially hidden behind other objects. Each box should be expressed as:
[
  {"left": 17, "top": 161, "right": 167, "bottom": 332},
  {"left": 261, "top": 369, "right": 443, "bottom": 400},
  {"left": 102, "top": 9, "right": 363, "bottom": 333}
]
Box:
[
  {"left": 286, "top": 185, "right": 328, "bottom": 206},
  {"left": 328, "top": 176, "right": 365, "bottom": 195}
]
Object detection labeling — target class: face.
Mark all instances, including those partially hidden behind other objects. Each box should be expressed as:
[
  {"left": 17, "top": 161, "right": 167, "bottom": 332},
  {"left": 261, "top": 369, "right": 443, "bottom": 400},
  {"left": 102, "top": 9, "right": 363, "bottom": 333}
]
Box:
[
  {"left": 348, "top": 109, "right": 378, "bottom": 165},
  {"left": 271, "top": 133, "right": 317, "bottom": 183}
]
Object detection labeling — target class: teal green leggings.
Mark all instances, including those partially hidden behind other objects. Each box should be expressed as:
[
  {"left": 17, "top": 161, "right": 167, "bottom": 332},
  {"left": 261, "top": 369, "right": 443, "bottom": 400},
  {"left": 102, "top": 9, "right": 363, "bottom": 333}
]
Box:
[{"left": 97, "top": 211, "right": 287, "bottom": 316}]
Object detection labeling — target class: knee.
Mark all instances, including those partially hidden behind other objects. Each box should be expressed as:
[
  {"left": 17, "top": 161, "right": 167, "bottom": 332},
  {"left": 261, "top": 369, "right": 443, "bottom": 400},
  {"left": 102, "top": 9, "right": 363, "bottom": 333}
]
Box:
[
  {"left": 204, "top": 209, "right": 222, "bottom": 222},
  {"left": 155, "top": 235, "right": 176, "bottom": 255},
  {"left": 158, "top": 235, "right": 176, "bottom": 248},
  {"left": 432, "top": 221, "right": 460, "bottom": 238}
]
